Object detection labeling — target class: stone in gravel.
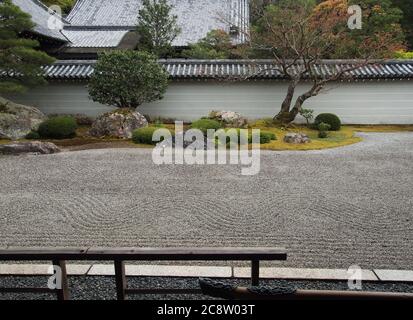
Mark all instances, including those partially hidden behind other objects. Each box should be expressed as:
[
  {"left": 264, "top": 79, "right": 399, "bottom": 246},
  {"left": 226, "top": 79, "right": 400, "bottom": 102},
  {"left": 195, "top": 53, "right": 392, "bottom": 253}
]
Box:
[
  {"left": 283, "top": 133, "right": 311, "bottom": 144},
  {"left": 0, "top": 141, "right": 61, "bottom": 155},
  {"left": 89, "top": 108, "right": 148, "bottom": 139},
  {"left": 0, "top": 97, "right": 46, "bottom": 140}
]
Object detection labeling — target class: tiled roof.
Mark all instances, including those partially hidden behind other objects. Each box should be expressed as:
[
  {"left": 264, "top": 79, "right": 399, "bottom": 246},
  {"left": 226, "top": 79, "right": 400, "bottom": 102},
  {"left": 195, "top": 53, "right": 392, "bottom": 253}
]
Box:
[
  {"left": 66, "top": 0, "right": 249, "bottom": 46},
  {"left": 39, "top": 59, "right": 413, "bottom": 80},
  {"left": 12, "top": 0, "right": 68, "bottom": 42},
  {"left": 61, "top": 29, "right": 129, "bottom": 48}
]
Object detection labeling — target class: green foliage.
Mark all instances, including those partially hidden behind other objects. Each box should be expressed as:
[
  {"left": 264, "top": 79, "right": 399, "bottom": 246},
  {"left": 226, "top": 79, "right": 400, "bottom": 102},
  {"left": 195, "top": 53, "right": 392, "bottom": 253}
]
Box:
[
  {"left": 183, "top": 30, "right": 233, "bottom": 59},
  {"left": 315, "top": 113, "right": 341, "bottom": 131},
  {"left": 136, "top": 0, "right": 181, "bottom": 57},
  {"left": 300, "top": 108, "right": 315, "bottom": 126},
  {"left": 394, "top": 50, "right": 413, "bottom": 59},
  {"left": 89, "top": 51, "right": 169, "bottom": 109},
  {"left": 391, "top": 0, "right": 413, "bottom": 49},
  {"left": 41, "top": 0, "right": 75, "bottom": 13},
  {"left": 318, "top": 122, "right": 331, "bottom": 132},
  {"left": 25, "top": 131, "right": 40, "bottom": 140},
  {"left": 218, "top": 129, "right": 276, "bottom": 146},
  {"left": 0, "top": 0, "right": 55, "bottom": 94},
  {"left": 132, "top": 127, "right": 169, "bottom": 145},
  {"left": 251, "top": 131, "right": 277, "bottom": 144},
  {"left": 38, "top": 116, "right": 77, "bottom": 139},
  {"left": 190, "top": 119, "right": 222, "bottom": 134},
  {"left": 317, "top": 121, "right": 331, "bottom": 139}
]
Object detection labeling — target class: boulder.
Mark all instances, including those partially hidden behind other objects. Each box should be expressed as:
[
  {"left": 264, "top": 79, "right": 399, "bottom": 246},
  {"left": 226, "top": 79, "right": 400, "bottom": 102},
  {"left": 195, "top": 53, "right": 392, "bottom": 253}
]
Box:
[
  {"left": 0, "top": 141, "right": 61, "bottom": 155},
  {"left": 89, "top": 108, "right": 148, "bottom": 139},
  {"left": 208, "top": 111, "right": 248, "bottom": 128},
  {"left": 0, "top": 97, "right": 46, "bottom": 140},
  {"left": 283, "top": 133, "right": 311, "bottom": 144}
]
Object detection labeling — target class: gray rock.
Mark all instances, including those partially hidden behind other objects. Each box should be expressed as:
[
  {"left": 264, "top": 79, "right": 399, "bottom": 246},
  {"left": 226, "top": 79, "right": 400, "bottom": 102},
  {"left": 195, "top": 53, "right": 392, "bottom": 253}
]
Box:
[
  {"left": 0, "top": 141, "right": 61, "bottom": 155},
  {"left": 283, "top": 133, "right": 311, "bottom": 144},
  {"left": 0, "top": 97, "right": 46, "bottom": 140},
  {"left": 89, "top": 108, "right": 148, "bottom": 139},
  {"left": 208, "top": 111, "right": 248, "bottom": 128}
]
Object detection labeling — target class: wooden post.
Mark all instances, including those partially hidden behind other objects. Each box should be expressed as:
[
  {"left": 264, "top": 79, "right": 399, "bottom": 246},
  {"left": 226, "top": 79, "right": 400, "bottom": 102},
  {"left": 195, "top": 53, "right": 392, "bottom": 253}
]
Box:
[
  {"left": 114, "top": 260, "right": 126, "bottom": 300},
  {"left": 251, "top": 260, "right": 260, "bottom": 286},
  {"left": 52, "top": 260, "right": 70, "bottom": 300}
]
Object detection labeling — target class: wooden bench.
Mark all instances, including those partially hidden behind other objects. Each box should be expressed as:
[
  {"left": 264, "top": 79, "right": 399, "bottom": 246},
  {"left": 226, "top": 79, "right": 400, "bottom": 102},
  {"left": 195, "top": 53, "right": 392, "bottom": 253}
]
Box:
[{"left": 0, "top": 247, "right": 287, "bottom": 300}]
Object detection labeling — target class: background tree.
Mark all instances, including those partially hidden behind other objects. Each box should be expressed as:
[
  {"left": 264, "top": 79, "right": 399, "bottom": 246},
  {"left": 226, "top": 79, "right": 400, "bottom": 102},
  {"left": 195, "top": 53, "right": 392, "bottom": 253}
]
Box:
[
  {"left": 0, "top": 0, "right": 54, "bottom": 94},
  {"left": 89, "top": 51, "right": 169, "bottom": 110},
  {"left": 312, "top": 0, "right": 405, "bottom": 58},
  {"left": 238, "top": 0, "right": 405, "bottom": 123},
  {"left": 183, "top": 30, "right": 233, "bottom": 59},
  {"left": 391, "top": 0, "right": 413, "bottom": 49},
  {"left": 136, "top": 0, "right": 181, "bottom": 57}
]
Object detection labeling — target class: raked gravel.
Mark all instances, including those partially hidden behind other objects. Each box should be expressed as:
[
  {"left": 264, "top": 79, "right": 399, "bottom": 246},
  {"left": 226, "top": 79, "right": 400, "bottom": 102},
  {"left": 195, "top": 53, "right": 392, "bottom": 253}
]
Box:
[{"left": 0, "top": 132, "right": 412, "bottom": 269}]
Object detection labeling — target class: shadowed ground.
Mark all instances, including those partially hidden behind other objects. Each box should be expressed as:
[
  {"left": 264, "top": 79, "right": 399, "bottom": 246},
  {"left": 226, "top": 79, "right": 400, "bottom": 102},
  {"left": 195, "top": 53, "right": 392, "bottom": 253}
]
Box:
[{"left": 0, "top": 133, "right": 412, "bottom": 269}]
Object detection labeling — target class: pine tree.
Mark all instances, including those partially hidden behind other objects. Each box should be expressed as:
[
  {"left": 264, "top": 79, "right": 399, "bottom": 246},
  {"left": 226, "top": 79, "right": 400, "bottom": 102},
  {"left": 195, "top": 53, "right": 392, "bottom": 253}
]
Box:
[
  {"left": 136, "top": 0, "right": 181, "bottom": 57},
  {"left": 0, "top": 0, "right": 55, "bottom": 94}
]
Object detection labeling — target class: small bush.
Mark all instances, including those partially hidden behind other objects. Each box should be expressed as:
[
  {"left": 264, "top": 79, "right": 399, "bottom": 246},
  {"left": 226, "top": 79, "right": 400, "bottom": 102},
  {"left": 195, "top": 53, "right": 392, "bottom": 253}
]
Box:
[
  {"left": 318, "top": 122, "right": 331, "bottom": 132},
  {"left": 190, "top": 119, "right": 221, "bottom": 134},
  {"left": 317, "top": 122, "right": 331, "bottom": 139},
  {"left": 49, "top": 113, "right": 94, "bottom": 126},
  {"left": 38, "top": 116, "right": 77, "bottom": 139},
  {"left": 248, "top": 131, "right": 277, "bottom": 144},
  {"left": 132, "top": 127, "right": 170, "bottom": 145},
  {"left": 314, "top": 113, "right": 341, "bottom": 131},
  {"left": 25, "top": 131, "right": 40, "bottom": 140}
]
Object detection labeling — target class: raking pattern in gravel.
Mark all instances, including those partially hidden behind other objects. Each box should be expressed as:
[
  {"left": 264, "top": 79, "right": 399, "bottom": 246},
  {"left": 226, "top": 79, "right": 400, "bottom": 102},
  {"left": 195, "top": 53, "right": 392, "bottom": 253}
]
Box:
[{"left": 0, "top": 133, "right": 412, "bottom": 269}]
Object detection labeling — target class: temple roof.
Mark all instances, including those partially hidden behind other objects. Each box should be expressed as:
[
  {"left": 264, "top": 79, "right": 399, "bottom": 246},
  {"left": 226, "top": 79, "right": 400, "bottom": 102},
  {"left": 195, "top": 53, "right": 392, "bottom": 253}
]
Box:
[{"left": 12, "top": 0, "right": 69, "bottom": 42}]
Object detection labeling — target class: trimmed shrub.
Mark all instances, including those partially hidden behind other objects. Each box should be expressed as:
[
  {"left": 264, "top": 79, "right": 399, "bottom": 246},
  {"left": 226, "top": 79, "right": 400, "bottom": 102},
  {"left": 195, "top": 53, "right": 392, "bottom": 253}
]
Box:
[
  {"left": 248, "top": 131, "right": 277, "bottom": 144},
  {"left": 190, "top": 119, "right": 221, "bottom": 134},
  {"left": 25, "top": 131, "right": 40, "bottom": 140},
  {"left": 318, "top": 122, "right": 331, "bottom": 139},
  {"left": 132, "top": 127, "right": 171, "bottom": 145},
  {"left": 38, "top": 116, "right": 77, "bottom": 139},
  {"left": 314, "top": 113, "right": 341, "bottom": 131},
  {"left": 49, "top": 113, "right": 94, "bottom": 126}
]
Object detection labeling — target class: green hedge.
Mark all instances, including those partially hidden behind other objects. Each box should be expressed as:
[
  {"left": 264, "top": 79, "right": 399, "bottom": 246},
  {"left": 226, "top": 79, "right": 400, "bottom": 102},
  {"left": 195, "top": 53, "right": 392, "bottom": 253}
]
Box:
[
  {"left": 219, "top": 129, "right": 277, "bottom": 145},
  {"left": 132, "top": 127, "right": 171, "bottom": 145},
  {"left": 38, "top": 116, "right": 77, "bottom": 139},
  {"left": 314, "top": 113, "right": 341, "bottom": 131},
  {"left": 190, "top": 119, "right": 221, "bottom": 134},
  {"left": 25, "top": 131, "right": 40, "bottom": 140}
]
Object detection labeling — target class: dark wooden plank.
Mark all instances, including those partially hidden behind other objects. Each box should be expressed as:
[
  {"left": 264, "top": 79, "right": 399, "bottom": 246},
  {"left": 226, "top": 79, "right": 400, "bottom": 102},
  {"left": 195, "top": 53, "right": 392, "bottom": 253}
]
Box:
[
  {"left": 114, "top": 260, "right": 126, "bottom": 300},
  {"left": 0, "top": 247, "right": 89, "bottom": 261},
  {"left": 52, "top": 260, "right": 70, "bottom": 300},
  {"left": 85, "top": 247, "right": 287, "bottom": 261},
  {"left": 0, "top": 247, "right": 286, "bottom": 261},
  {"left": 251, "top": 260, "right": 260, "bottom": 286}
]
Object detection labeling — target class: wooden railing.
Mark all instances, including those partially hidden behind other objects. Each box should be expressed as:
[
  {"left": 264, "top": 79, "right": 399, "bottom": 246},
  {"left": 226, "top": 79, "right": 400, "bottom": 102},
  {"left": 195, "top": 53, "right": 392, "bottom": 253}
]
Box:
[{"left": 0, "top": 247, "right": 287, "bottom": 300}]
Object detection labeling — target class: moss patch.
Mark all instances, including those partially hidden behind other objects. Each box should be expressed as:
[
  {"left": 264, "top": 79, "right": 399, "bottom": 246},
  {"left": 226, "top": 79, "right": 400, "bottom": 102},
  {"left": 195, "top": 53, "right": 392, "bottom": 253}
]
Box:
[{"left": 251, "top": 125, "right": 362, "bottom": 151}]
